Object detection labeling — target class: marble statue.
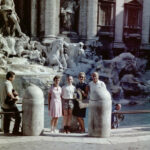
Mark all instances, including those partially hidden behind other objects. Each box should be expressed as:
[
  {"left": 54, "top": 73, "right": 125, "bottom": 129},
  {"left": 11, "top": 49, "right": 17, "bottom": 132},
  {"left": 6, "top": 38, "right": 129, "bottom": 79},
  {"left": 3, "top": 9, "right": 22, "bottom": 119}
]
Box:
[
  {"left": 0, "top": 34, "right": 16, "bottom": 56},
  {"left": 44, "top": 39, "right": 86, "bottom": 70},
  {"left": 65, "top": 42, "right": 85, "bottom": 68},
  {"left": 0, "top": 32, "right": 46, "bottom": 64},
  {"left": 0, "top": 0, "right": 25, "bottom": 37},
  {"left": 0, "top": 33, "right": 9, "bottom": 55},
  {"left": 15, "top": 39, "right": 26, "bottom": 57},
  {"left": 15, "top": 40, "right": 46, "bottom": 65},
  {"left": 60, "top": 0, "right": 78, "bottom": 31},
  {"left": 45, "top": 39, "right": 67, "bottom": 69}
]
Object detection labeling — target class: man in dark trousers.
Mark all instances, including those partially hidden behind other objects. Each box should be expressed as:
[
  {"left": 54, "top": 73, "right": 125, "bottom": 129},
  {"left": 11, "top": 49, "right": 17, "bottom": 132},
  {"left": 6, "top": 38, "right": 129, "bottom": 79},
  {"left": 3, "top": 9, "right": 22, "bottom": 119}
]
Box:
[{"left": 0, "top": 71, "right": 21, "bottom": 135}]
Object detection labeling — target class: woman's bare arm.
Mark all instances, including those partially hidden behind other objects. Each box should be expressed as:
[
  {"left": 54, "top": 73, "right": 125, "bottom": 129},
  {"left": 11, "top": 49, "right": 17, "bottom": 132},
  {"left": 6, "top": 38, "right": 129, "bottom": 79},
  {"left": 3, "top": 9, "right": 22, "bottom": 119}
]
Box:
[{"left": 48, "top": 93, "right": 51, "bottom": 110}]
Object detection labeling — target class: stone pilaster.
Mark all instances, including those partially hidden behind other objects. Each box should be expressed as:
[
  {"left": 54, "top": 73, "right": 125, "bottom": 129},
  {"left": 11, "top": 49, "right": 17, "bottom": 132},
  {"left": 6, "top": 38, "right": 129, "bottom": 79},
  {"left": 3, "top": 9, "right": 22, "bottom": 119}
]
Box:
[
  {"left": 79, "top": 0, "right": 88, "bottom": 40},
  {"left": 39, "top": 0, "right": 46, "bottom": 39},
  {"left": 30, "top": 0, "right": 38, "bottom": 40},
  {"left": 114, "top": 0, "right": 125, "bottom": 49},
  {"left": 141, "top": 0, "right": 150, "bottom": 46},
  {"left": 87, "top": 0, "right": 98, "bottom": 40},
  {"left": 55, "top": 0, "right": 60, "bottom": 35}
]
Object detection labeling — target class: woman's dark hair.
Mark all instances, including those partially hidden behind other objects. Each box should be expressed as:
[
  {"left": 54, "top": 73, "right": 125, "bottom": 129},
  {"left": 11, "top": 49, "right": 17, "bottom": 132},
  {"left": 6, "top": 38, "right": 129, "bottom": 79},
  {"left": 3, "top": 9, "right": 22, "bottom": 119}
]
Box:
[
  {"left": 6, "top": 71, "right": 15, "bottom": 79},
  {"left": 53, "top": 75, "right": 61, "bottom": 81},
  {"left": 67, "top": 75, "right": 73, "bottom": 79}
]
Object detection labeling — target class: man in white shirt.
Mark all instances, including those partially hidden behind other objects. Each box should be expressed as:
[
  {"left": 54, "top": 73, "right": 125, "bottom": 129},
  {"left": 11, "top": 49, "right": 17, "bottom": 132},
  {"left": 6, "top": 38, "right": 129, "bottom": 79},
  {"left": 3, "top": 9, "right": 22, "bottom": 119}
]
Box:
[
  {"left": 0, "top": 71, "right": 21, "bottom": 135},
  {"left": 89, "top": 72, "right": 108, "bottom": 101}
]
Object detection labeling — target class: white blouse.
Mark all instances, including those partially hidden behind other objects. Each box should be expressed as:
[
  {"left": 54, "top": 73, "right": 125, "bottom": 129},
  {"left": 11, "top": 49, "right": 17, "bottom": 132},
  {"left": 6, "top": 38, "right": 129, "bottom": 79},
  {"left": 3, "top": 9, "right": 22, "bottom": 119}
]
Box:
[{"left": 62, "top": 84, "right": 76, "bottom": 99}]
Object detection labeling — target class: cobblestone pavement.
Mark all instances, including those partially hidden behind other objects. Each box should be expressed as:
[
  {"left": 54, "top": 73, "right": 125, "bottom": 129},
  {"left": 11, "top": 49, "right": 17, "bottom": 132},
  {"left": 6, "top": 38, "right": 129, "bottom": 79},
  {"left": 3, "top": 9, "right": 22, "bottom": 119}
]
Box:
[
  {"left": 0, "top": 140, "right": 150, "bottom": 150},
  {"left": 0, "top": 126, "right": 150, "bottom": 150}
]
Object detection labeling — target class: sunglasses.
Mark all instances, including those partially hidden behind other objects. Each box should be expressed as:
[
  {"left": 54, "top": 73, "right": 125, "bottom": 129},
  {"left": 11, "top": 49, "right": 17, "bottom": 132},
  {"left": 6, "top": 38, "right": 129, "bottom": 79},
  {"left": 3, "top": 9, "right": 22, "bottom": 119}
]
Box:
[{"left": 79, "top": 76, "right": 85, "bottom": 78}]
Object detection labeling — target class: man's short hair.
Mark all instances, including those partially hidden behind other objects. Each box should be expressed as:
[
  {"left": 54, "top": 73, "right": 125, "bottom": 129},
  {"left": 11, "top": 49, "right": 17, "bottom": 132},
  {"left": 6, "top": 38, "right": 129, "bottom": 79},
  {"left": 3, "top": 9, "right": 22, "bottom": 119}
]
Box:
[
  {"left": 92, "top": 72, "right": 99, "bottom": 77},
  {"left": 6, "top": 71, "right": 15, "bottom": 79}
]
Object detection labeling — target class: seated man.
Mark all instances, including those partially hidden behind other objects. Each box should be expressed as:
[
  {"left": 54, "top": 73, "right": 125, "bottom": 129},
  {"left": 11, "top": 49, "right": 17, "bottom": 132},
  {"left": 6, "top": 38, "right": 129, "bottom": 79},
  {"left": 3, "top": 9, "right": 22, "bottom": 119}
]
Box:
[{"left": 0, "top": 71, "right": 21, "bottom": 135}]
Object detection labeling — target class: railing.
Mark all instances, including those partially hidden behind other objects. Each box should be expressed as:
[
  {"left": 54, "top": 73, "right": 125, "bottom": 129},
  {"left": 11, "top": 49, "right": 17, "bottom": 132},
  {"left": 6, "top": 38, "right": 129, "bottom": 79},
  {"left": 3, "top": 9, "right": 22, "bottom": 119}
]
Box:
[
  {"left": 0, "top": 110, "right": 149, "bottom": 116},
  {"left": 112, "top": 110, "right": 150, "bottom": 129},
  {"left": 0, "top": 111, "right": 23, "bottom": 115},
  {"left": 112, "top": 110, "right": 150, "bottom": 114}
]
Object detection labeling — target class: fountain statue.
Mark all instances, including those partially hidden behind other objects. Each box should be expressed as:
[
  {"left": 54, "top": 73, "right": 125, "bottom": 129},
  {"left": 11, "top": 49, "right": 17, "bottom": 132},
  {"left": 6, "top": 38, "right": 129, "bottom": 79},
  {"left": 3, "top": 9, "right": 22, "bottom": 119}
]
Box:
[
  {"left": 0, "top": 0, "right": 25, "bottom": 37},
  {"left": 60, "top": 0, "right": 79, "bottom": 32}
]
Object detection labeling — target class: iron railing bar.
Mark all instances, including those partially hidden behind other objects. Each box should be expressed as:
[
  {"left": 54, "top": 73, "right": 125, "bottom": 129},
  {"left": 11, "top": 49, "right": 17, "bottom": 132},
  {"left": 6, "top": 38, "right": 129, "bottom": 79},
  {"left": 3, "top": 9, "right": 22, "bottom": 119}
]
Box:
[
  {"left": 0, "top": 111, "right": 23, "bottom": 114},
  {"left": 113, "top": 110, "right": 150, "bottom": 114}
]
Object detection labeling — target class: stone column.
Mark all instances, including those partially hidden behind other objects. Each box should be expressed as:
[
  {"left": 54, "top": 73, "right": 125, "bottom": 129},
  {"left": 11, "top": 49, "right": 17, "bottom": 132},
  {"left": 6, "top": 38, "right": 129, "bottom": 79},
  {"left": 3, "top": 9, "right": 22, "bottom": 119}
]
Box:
[
  {"left": 30, "top": 0, "right": 38, "bottom": 40},
  {"left": 114, "top": 0, "right": 125, "bottom": 48},
  {"left": 39, "top": 0, "right": 46, "bottom": 39},
  {"left": 87, "top": 0, "right": 98, "bottom": 40},
  {"left": 43, "top": 0, "right": 60, "bottom": 43},
  {"left": 141, "top": 0, "right": 150, "bottom": 45},
  {"left": 79, "top": 0, "right": 88, "bottom": 40}
]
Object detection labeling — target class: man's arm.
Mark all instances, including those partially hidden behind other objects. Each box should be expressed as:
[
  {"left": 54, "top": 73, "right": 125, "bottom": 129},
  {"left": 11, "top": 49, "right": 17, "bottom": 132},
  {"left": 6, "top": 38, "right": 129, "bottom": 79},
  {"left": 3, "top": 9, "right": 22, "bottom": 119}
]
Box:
[{"left": 101, "top": 81, "right": 107, "bottom": 89}]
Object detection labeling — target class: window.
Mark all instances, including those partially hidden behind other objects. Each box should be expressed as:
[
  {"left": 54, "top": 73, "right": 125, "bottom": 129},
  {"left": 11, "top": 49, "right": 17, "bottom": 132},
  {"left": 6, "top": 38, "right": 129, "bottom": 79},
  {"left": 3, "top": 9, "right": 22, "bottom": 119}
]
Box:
[
  {"left": 98, "top": 1, "right": 115, "bottom": 27},
  {"left": 128, "top": 8, "right": 137, "bottom": 27},
  {"left": 124, "top": 1, "right": 142, "bottom": 29},
  {"left": 97, "top": 0, "right": 115, "bottom": 38}
]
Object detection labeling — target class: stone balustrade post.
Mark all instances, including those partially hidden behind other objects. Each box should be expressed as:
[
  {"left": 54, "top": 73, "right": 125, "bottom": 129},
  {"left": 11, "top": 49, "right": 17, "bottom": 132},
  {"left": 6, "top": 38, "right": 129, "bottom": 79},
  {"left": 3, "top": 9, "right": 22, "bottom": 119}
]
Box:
[
  {"left": 22, "top": 84, "right": 44, "bottom": 136},
  {"left": 88, "top": 88, "right": 112, "bottom": 137}
]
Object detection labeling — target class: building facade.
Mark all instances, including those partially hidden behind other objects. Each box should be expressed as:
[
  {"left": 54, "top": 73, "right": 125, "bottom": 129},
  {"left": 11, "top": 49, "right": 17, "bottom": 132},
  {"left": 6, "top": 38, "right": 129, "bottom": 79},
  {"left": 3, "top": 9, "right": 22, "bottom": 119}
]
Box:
[{"left": 14, "top": 0, "right": 150, "bottom": 56}]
